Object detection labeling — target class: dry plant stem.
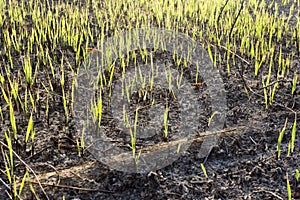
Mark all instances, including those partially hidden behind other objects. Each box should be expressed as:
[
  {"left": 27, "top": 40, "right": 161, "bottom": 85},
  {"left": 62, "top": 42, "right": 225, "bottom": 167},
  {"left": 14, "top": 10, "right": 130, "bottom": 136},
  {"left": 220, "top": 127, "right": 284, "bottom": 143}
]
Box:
[
  {"left": 204, "top": 38, "right": 250, "bottom": 65},
  {"left": 216, "top": 0, "right": 230, "bottom": 28},
  {"left": 251, "top": 188, "right": 283, "bottom": 200},
  {"left": 23, "top": 144, "right": 53, "bottom": 161},
  {"left": 241, "top": 75, "right": 298, "bottom": 114},
  {"left": 259, "top": 79, "right": 285, "bottom": 89},
  {"left": 0, "top": 177, "right": 10, "bottom": 190},
  {"left": 132, "top": 126, "right": 246, "bottom": 153},
  {"left": 15, "top": 161, "right": 113, "bottom": 193},
  {"left": 228, "top": 0, "right": 244, "bottom": 43},
  {"left": 0, "top": 140, "right": 49, "bottom": 200},
  {"left": 1, "top": 145, "right": 23, "bottom": 200},
  {"left": 0, "top": 176, "right": 21, "bottom": 200},
  {"left": 29, "top": 163, "right": 61, "bottom": 185},
  {"left": 19, "top": 161, "right": 95, "bottom": 185},
  {"left": 24, "top": 181, "right": 114, "bottom": 193},
  {"left": 5, "top": 190, "right": 14, "bottom": 200}
]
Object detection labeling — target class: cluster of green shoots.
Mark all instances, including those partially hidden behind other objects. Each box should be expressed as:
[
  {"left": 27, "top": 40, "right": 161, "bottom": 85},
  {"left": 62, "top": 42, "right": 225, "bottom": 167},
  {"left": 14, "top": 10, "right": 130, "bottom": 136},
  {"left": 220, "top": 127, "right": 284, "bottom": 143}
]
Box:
[{"left": 0, "top": 0, "right": 299, "bottom": 198}]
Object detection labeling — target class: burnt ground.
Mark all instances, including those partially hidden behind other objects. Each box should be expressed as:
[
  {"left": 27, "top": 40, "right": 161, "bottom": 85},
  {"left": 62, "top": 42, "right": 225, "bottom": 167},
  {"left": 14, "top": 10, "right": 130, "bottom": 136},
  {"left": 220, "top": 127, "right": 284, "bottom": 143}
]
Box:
[
  {"left": 0, "top": 43, "right": 299, "bottom": 200},
  {"left": 0, "top": 1, "right": 300, "bottom": 200}
]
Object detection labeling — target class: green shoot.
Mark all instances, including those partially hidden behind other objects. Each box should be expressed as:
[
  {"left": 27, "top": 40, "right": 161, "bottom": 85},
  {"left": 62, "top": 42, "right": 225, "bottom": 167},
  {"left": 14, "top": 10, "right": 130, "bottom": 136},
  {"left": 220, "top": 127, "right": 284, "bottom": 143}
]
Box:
[
  {"left": 269, "top": 82, "right": 278, "bottom": 105},
  {"left": 291, "top": 73, "right": 298, "bottom": 95},
  {"left": 4, "top": 131, "right": 14, "bottom": 185},
  {"left": 60, "top": 63, "right": 69, "bottom": 124},
  {"left": 200, "top": 163, "right": 208, "bottom": 179},
  {"left": 277, "top": 118, "right": 288, "bottom": 159},
  {"left": 0, "top": 106, "right": 3, "bottom": 121},
  {"left": 9, "top": 100, "right": 17, "bottom": 139},
  {"left": 207, "top": 44, "right": 214, "bottom": 64},
  {"left": 262, "top": 78, "right": 268, "bottom": 109},
  {"left": 208, "top": 112, "right": 217, "bottom": 127},
  {"left": 129, "top": 107, "right": 139, "bottom": 159},
  {"left": 25, "top": 112, "right": 34, "bottom": 144},
  {"left": 288, "top": 141, "right": 291, "bottom": 157},
  {"left": 290, "top": 116, "right": 297, "bottom": 154},
  {"left": 93, "top": 94, "right": 103, "bottom": 127},
  {"left": 81, "top": 127, "right": 85, "bottom": 154},
  {"left": 23, "top": 56, "right": 33, "bottom": 87},
  {"left": 163, "top": 102, "right": 169, "bottom": 139},
  {"left": 19, "top": 171, "right": 28, "bottom": 196},
  {"left": 286, "top": 172, "right": 292, "bottom": 200}
]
